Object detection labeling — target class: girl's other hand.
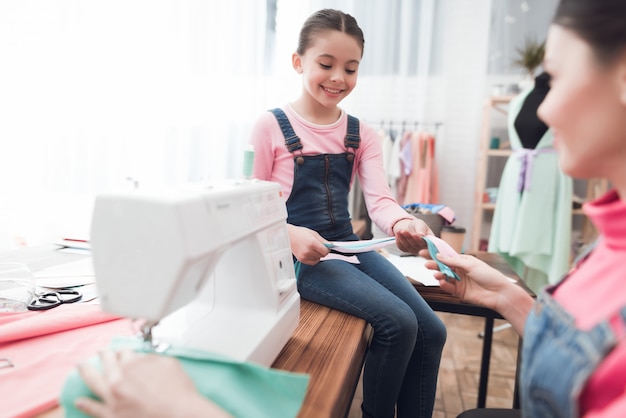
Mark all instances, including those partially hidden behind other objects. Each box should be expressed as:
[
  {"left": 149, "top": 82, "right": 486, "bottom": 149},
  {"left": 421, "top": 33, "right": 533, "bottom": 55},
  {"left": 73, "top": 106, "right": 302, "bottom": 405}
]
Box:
[
  {"left": 393, "top": 218, "right": 433, "bottom": 254},
  {"left": 287, "top": 224, "right": 331, "bottom": 265}
]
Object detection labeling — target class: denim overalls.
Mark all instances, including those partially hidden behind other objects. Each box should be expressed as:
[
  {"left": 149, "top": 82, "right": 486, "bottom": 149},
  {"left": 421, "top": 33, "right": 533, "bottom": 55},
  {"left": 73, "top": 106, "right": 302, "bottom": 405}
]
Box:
[
  {"left": 521, "top": 243, "right": 626, "bottom": 417},
  {"left": 269, "top": 108, "right": 446, "bottom": 418},
  {"left": 271, "top": 108, "right": 360, "bottom": 241}
]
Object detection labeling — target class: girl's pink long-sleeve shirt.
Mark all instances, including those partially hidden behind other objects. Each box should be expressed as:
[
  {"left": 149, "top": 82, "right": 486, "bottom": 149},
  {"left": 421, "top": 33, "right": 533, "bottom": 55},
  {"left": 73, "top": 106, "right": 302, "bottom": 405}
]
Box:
[
  {"left": 249, "top": 104, "right": 412, "bottom": 236},
  {"left": 553, "top": 190, "right": 626, "bottom": 417}
]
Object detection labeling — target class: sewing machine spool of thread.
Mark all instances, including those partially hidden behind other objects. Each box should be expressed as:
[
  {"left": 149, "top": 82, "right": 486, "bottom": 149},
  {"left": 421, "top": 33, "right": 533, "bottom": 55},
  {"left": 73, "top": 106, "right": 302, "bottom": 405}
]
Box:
[
  {"left": 242, "top": 145, "right": 255, "bottom": 179},
  {"left": 0, "top": 263, "right": 35, "bottom": 313}
]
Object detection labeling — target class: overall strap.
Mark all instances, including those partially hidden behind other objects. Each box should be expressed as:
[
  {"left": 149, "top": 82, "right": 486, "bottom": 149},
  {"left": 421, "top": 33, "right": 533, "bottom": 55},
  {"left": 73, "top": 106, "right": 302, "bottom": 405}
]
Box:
[
  {"left": 345, "top": 115, "right": 360, "bottom": 149},
  {"left": 269, "top": 108, "right": 303, "bottom": 153},
  {"left": 269, "top": 108, "right": 360, "bottom": 152}
]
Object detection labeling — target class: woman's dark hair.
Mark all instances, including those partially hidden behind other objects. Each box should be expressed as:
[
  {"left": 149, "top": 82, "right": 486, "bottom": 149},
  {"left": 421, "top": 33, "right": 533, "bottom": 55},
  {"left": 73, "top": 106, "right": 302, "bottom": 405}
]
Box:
[
  {"left": 553, "top": 0, "right": 626, "bottom": 64},
  {"left": 296, "top": 9, "right": 365, "bottom": 57}
]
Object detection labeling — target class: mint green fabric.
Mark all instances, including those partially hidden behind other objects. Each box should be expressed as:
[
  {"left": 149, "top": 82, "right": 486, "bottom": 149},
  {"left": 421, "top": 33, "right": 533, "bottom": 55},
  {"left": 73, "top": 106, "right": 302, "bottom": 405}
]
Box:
[
  {"left": 60, "top": 337, "right": 309, "bottom": 418},
  {"left": 488, "top": 87, "right": 573, "bottom": 292}
]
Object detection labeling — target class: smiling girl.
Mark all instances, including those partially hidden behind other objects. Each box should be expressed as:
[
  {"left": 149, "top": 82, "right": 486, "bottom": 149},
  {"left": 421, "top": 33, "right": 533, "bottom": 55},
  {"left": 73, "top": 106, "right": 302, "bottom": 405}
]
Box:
[{"left": 249, "top": 9, "right": 446, "bottom": 418}]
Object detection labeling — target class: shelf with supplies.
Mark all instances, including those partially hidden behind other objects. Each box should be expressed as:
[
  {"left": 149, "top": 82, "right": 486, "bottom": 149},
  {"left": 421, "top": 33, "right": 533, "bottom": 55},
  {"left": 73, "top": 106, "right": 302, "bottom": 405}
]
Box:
[
  {"left": 470, "top": 95, "right": 609, "bottom": 253},
  {"left": 470, "top": 95, "right": 516, "bottom": 252}
]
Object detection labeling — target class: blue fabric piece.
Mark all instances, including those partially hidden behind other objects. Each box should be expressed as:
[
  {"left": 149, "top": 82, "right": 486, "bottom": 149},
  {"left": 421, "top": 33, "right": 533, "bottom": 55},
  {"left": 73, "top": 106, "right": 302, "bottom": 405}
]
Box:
[
  {"left": 423, "top": 236, "right": 460, "bottom": 281},
  {"left": 402, "top": 203, "right": 446, "bottom": 213},
  {"left": 60, "top": 337, "right": 309, "bottom": 418}
]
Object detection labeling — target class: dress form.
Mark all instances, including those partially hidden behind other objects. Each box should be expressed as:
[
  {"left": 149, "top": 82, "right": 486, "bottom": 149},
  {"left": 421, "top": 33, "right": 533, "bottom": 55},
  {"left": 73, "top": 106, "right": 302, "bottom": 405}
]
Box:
[
  {"left": 488, "top": 73, "right": 573, "bottom": 292},
  {"left": 513, "top": 72, "right": 550, "bottom": 149}
]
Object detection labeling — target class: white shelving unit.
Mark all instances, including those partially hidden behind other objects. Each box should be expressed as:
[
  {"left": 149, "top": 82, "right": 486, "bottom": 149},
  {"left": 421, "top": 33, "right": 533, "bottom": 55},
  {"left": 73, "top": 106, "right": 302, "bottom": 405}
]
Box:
[
  {"left": 470, "top": 95, "right": 609, "bottom": 253},
  {"left": 471, "top": 95, "right": 515, "bottom": 252}
]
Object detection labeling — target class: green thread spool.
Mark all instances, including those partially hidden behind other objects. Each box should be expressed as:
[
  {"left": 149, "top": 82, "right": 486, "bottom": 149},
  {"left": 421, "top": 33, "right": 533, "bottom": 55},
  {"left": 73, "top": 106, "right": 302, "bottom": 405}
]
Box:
[{"left": 242, "top": 145, "right": 255, "bottom": 179}]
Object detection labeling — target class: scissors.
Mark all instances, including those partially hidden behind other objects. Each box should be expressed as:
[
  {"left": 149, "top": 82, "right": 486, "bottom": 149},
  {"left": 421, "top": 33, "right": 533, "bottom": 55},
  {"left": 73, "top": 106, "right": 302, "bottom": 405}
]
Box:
[{"left": 27, "top": 289, "right": 82, "bottom": 311}]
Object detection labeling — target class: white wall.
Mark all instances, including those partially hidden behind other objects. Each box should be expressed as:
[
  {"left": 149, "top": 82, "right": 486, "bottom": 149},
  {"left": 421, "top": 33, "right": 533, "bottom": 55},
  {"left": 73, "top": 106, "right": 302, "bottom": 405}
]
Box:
[
  {"left": 0, "top": 1, "right": 511, "bottom": 252},
  {"left": 345, "top": 0, "right": 493, "bottom": 248}
]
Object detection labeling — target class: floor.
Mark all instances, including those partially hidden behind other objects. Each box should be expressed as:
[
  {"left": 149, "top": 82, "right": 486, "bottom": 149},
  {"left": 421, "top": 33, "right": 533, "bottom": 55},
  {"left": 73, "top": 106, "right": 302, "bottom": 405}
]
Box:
[{"left": 347, "top": 312, "right": 520, "bottom": 418}]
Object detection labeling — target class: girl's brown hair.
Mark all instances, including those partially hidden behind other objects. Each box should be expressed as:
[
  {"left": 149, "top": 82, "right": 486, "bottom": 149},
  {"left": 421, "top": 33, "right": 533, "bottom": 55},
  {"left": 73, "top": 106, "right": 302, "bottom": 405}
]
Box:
[{"left": 296, "top": 9, "right": 365, "bottom": 57}]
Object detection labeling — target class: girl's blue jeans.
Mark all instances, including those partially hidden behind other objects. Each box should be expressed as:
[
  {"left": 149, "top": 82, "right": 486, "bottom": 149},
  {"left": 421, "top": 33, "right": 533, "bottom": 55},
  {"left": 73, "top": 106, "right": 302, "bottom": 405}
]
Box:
[{"left": 297, "top": 249, "right": 446, "bottom": 418}]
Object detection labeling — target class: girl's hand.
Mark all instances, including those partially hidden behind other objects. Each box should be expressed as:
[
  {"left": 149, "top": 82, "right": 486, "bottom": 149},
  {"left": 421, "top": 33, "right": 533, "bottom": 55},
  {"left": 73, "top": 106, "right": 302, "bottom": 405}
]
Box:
[
  {"left": 287, "top": 224, "right": 330, "bottom": 265},
  {"left": 75, "top": 350, "right": 231, "bottom": 418},
  {"left": 393, "top": 218, "right": 433, "bottom": 254}
]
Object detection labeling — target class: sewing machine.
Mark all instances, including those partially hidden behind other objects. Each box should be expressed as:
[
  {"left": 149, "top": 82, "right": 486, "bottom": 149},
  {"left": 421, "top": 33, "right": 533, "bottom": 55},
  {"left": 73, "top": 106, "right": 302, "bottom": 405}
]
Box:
[{"left": 90, "top": 179, "right": 300, "bottom": 366}]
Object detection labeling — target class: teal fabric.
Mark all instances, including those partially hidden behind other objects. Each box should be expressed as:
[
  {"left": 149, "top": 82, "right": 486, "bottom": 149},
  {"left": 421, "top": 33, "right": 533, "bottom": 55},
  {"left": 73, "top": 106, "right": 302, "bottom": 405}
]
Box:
[
  {"left": 488, "top": 87, "right": 573, "bottom": 292},
  {"left": 423, "top": 236, "right": 460, "bottom": 281},
  {"left": 60, "top": 337, "right": 310, "bottom": 418}
]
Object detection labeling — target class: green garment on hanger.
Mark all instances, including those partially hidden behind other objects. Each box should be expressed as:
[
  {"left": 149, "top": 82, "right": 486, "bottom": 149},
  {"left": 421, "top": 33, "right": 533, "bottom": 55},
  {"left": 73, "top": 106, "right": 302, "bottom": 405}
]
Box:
[
  {"left": 60, "top": 337, "right": 310, "bottom": 418},
  {"left": 488, "top": 87, "right": 573, "bottom": 293}
]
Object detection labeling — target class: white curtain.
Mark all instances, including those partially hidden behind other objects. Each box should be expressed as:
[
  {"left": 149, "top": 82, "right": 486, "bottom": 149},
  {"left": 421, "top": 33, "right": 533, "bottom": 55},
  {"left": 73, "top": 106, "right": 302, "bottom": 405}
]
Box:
[
  {"left": 487, "top": 0, "right": 558, "bottom": 75},
  {"left": 0, "top": 0, "right": 438, "bottom": 249}
]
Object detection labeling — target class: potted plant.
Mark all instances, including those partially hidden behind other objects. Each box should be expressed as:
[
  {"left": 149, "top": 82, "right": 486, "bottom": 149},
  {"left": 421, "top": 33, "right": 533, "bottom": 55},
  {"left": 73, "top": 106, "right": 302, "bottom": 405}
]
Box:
[{"left": 513, "top": 37, "right": 545, "bottom": 89}]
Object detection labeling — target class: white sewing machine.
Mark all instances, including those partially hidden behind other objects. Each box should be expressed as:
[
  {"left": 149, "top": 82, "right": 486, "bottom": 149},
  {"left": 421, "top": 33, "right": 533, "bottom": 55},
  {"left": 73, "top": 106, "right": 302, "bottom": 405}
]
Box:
[{"left": 90, "top": 179, "right": 300, "bottom": 366}]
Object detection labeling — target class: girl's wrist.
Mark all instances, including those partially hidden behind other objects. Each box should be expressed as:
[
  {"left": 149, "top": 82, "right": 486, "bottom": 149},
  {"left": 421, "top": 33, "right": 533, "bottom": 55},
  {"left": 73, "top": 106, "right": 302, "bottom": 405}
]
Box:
[{"left": 391, "top": 217, "right": 411, "bottom": 235}]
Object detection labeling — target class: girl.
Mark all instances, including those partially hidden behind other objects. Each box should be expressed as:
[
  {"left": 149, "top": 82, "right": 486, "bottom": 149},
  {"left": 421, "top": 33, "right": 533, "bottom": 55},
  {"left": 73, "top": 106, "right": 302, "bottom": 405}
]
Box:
[
  {"left": 426, "top": 1, "right": 626, "bottom": 417},
  {"left": 249, "top": 9, "right": 446, "bottom": 418}
]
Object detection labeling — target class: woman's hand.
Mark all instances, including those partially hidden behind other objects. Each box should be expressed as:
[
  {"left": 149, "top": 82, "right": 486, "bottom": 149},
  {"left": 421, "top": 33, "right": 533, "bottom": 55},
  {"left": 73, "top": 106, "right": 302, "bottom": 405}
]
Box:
[
  {"left": 287, "top": 224, "right": 330, "bottom": 265},
  {"left": 393, "top": 218, "right": 433, "bottom": 254},
  {"left": 75, "top": 350, "right": 231, "bottom": 418},
  {"left": 419, "top": 251, "right": 510, "bottom": 310},
  {"left": 419, "top": 250, "right": 534, "bottom": 335}
]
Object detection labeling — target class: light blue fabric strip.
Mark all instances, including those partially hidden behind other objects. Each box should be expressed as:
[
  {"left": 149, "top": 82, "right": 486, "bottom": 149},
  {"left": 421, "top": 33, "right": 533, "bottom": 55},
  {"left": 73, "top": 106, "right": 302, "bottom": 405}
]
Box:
[
  {"left": 423, "top": 236, "right": 461, "bottom": 281},
  {"left": 60, "top": 337, "right": 310, "bottom": 418}
]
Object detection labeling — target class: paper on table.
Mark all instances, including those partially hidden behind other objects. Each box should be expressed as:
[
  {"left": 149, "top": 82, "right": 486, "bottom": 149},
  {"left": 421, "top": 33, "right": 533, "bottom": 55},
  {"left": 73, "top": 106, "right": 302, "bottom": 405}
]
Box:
[
  {"left": 33, "top": 258, "right": 96, "bottom": 288},
  {"left": 325, "top": 237, "right": 397, "bottom": 254},
  {"left": 320, "top": 253, "right": 360, "bottom": 263},
  {"left": 385, "top": 254, "right": 439, "bottom": 286}
]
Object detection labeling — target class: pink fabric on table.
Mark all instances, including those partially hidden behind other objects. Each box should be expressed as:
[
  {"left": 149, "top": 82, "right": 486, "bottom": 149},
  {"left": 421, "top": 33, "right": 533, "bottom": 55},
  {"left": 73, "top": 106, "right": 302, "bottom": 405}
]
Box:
[{"left": 0, "top": 304, "right": 133, "bottom": 418}]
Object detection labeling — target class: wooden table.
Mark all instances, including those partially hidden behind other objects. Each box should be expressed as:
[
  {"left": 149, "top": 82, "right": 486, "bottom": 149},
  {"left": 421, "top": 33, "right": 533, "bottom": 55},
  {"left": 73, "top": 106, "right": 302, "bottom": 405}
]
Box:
[{"left": 273, "top": 301, "right": 370, "bottom": 418}]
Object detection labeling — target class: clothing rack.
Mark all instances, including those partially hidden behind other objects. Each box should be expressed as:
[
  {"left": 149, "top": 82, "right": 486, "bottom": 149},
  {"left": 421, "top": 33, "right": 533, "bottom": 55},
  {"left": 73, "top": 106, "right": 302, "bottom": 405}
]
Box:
[
  {"left": 368, "top": 120, "right": 443, "bottom": 142},
  {"left": 368, "top": 120, "right": 443, "bottom": 131},
  {"left": 368, "top": 119, "right": 443, "bottom": 133}
]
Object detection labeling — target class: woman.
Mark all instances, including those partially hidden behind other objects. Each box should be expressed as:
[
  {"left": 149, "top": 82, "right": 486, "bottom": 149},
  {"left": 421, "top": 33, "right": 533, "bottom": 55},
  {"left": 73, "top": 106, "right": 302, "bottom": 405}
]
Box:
[{"left": 426, "top": 1, "right": 626, "bottom": 416}]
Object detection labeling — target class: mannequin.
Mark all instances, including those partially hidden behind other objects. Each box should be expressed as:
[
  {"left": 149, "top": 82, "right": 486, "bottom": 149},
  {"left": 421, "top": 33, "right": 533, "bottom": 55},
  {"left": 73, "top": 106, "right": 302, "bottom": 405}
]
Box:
[
  {"left": 513, "top": 72, "right": 550, "bottom": 149},
  {"left": 488, "top": 73, "right": 573, "bottom": 292}
]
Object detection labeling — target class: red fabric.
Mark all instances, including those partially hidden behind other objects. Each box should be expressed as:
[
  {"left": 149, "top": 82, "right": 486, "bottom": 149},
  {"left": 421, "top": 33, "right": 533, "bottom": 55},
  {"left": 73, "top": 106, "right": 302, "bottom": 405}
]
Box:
[{"left": 0, "top": 304, "right": 133, "bottom": 417}]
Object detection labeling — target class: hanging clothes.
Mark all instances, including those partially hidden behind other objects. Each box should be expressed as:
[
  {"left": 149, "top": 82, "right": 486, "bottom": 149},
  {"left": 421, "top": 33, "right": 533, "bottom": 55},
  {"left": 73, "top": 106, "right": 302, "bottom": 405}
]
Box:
[
  {"left": 396, "top": 130, "right": 439, "bottom": 205},
  {"left": 488, "top": 86, "right": 573, "bottom": 292}
]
